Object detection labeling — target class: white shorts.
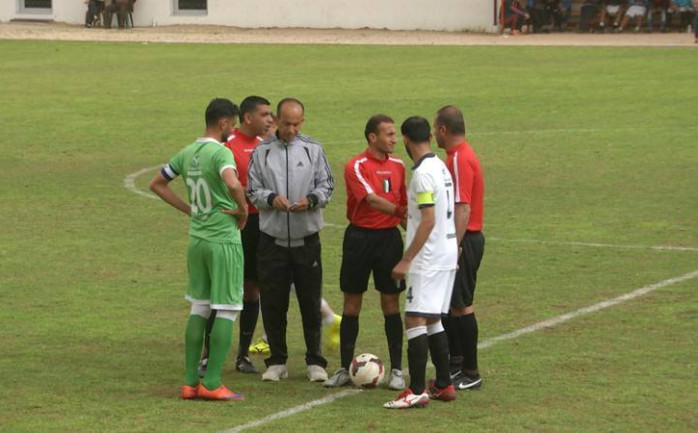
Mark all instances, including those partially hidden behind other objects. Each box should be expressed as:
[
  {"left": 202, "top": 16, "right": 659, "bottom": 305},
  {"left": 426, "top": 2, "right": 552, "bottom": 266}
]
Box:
[
  {"left": 404, "top": 269, "right": 456, "bottom": 318},
  {"left": 606, "top": 5, "right": 621, "bottom": 15},
  {"left": 626, "top": 5, "right": 646, "bottom": 17}
]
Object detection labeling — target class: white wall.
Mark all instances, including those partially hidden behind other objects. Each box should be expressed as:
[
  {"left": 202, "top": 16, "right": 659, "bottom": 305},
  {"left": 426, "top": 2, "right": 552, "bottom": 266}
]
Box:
[{"left": 2, "top": 0, "right": 497, "bottom": 33}]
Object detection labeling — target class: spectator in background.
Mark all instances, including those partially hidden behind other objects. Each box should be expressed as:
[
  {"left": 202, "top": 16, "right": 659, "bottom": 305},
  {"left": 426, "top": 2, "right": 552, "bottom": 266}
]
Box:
[
  {"left": 85, "top": 0, "right": 104, "bottom": 28},
  {"left": 526, "top": 0, "right": 543, "bottom": 32},
  {"left": 103, "top": 0, "right": 135, "bottom": 29},
  {"left": 618, "top": 0, "right": 648, "bottom": 31},
  {"left": 667, "top": 0, "right": 695, "bottom": 31},
  {"left": 578, "top": 0, "right": 602, "bottom": 32},
  {"left": 552, "top": 0, "right": 573, "bottom": 31},
  {"left": 693, "top": 0, "right": 698, "bottom": 42},
  {"left": 504, "top": 0, "right": 530, "bottom": 34},
  {"left": 598, "top": 0, "right": 628, "bottom": 32},
  {"left": 647, "top": 0, "right": 670, "bottom": 32}
]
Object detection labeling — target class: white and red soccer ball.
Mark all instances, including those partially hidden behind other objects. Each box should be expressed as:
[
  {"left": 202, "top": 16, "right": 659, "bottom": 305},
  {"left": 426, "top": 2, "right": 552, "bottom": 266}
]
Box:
[{"left": 349, "top": 353, "right": 385, "bottom": 388}]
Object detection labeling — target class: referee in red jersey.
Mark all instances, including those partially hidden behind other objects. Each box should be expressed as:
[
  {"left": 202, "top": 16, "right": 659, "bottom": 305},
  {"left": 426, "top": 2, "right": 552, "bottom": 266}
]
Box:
[
  {"left": 324, "top": 114, "right": 408, "bottom": 390},
  {"left": 434, "top": 106, "right": 485, "bottom": 390}
]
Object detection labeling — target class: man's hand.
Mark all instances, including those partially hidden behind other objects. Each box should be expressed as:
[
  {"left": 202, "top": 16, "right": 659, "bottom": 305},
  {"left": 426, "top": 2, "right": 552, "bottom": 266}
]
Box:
[
  {"left": 391, "top": 258, "right": 411, "bottom": 281},
  {"left": 222, "top": 208, "right": 248, "bottom": 230},
  {"left": 272, "top": 194, "right": 292, "bottom": 211},
  {"left": 289, "top": 198, "right": 310, "bottom": 212}
]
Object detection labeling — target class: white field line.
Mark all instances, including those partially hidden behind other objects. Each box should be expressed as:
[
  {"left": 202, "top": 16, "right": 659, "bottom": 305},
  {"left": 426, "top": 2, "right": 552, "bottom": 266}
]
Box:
[
  {"left": 478, "top": 269, "right": 698, "bottom": 349},
  {"left": 125, "top": 166, "right": 698, "bottom": 247},
  {"left": 218, "top": 389, "right": 362, "bottom": 433},
  {"left": 217, "top": 269, "right": 698, "bottom": 433},
  {"left": 123, "top": 164, "right": 160, "bottom": 200}
]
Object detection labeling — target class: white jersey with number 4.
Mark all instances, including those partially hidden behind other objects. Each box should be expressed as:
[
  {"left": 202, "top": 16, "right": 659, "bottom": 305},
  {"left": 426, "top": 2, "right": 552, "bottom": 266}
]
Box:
[{"left": 406, "top": 153, "right": 458, "bottom": 274}]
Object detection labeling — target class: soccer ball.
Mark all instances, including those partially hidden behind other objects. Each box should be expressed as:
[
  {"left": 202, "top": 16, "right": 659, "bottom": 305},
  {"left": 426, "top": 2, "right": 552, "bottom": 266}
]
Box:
[{"left": 349, "top": 353, "right": 385, "bottom": 388}]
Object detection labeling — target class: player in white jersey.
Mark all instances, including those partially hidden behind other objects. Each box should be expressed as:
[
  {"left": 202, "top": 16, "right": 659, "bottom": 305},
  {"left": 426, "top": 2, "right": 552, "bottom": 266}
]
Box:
[{"left": 384, "top": 116, "right": 458, "bottom": 409}]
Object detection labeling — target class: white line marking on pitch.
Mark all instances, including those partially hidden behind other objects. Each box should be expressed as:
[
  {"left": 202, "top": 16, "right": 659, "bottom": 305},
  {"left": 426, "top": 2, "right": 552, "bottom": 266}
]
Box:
[
  {"left": 489, "top": 237, "right": 698, "bottom": 253},
  {"left": 123, "top": 167, "right": 696, "bottom": 247},
  {"left": 218, "top": 389, "right": 362, "bottom": 433},
  {"left": 478, "top": 269, "right": 698, "bottom": 349},
  {"left": 124, "top": 165, "right": 160, "bottom": 200},
  {"left": 216, "top": 269, "right": 698, "bottom": 433}
]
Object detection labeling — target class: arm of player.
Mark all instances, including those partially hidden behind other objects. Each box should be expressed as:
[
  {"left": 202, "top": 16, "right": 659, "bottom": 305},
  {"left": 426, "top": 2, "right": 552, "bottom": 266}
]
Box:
[
  {"left": 454, "top": 203, "right": 471, "bottom": 246},
  {"left": 391, "top": 206, "right": 435, "bottom": 281},
  {"left": 220, "top": 167, "right": 248, "bottom": 230},
  {"left": 149, "top": 171, "right": 191, "bottom": 216},
  {"left": 365, "top": 193, "right": 406, "bottom": 219}
]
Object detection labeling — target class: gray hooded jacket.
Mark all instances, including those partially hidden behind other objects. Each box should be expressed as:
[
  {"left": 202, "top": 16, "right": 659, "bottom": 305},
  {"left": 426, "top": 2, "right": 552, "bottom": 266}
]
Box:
[{"left": 247, "top": 133, "right": 334, "bottom": 246}]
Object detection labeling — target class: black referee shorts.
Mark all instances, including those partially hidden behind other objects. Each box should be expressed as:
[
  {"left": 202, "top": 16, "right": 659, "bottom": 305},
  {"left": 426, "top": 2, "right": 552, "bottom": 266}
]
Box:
[
  {"left": 241, "top": 213, "right": 260, "bottom": 281},
  {"left": 340, "top": 224, "right": 406, "bottom": 294},
  {"left": 451, "top": 231, "right": 485, "bottom": 309}
]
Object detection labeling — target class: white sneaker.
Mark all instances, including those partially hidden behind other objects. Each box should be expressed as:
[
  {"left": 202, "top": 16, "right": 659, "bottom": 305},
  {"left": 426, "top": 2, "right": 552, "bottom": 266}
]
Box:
[
  {"left": 262, "top": 364, "right": 288, "bottom": 382},
  {"left": 387, "top": 369, "right": 405, "bottom": 390},
  {"left": 307, "top": 365, "right": 328, "bottom": 382},
  {"left": 323, "top": 368, "right": 352, "bottom": 388},
  {"left": 383, "top": 388, "right": 430, "bottom": 409}
]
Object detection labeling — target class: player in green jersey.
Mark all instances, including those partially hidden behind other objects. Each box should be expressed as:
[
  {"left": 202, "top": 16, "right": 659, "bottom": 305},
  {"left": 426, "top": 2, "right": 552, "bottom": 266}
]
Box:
[{"left": 150, "top": 98, "right": 249, "bottom": 401}]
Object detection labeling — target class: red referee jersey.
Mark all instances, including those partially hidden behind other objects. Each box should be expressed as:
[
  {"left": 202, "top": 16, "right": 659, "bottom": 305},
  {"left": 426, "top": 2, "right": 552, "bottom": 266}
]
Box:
[
  {"left": 445, "top": 141, "right": 484, "bottom": 231},
  {"left": 344, "top": 150, "right": 407, "bottom": 229},
  {"left": 225, "top": 128, "right": 263, "bottom": 214}
]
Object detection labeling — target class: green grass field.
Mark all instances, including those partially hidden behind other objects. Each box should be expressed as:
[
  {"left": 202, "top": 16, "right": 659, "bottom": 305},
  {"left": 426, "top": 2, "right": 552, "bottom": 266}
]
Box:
[{"left": 1, "top": 40, "right": 697, "bottom": 433}]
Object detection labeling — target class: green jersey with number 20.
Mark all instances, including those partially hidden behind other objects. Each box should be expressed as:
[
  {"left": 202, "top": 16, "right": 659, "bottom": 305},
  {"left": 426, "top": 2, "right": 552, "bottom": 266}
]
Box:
[{"left": 161, "top": 138, "right": 241, "bottom": 244}]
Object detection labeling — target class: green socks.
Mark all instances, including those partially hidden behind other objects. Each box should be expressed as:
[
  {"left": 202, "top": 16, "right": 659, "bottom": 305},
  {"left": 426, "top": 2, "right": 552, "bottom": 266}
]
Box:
[
  {"left": 184, "top": 314, "right": 207, "bottom": 386},
  {"left": 202, "top": 317, "right": 234, "bottom": 390}
]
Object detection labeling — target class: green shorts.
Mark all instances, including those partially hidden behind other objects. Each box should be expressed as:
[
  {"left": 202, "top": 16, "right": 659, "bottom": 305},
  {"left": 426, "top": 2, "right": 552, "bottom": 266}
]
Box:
[{"left": 186, "top": 237, "right": 244, "bottom": 311}]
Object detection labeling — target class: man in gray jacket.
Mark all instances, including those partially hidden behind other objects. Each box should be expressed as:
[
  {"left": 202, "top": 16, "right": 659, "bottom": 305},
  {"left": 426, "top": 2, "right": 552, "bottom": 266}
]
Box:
[{"left": 247, "top": 98, "right": 334, "bottom": 382}]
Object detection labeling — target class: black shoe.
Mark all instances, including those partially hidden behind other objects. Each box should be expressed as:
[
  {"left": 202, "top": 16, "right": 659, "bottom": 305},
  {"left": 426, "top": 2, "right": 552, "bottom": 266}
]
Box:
[
  {"left": 235, "top": 356, "right": 260, "bottom": 374},
  {"left": 450, "top": 370, "right": 464, "bottom": 382},
  {"left": 454, "top": 374, "right": 483, "bottom": 391}
]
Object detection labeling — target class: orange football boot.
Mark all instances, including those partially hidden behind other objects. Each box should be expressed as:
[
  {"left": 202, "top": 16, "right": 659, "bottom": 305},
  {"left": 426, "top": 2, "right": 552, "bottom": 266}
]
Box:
[
  {"left": 197, "top": 385, "right": 245, "bottom": 401},
  {"left": 180, "top": 384, "right": 199, "bottom": 400}
]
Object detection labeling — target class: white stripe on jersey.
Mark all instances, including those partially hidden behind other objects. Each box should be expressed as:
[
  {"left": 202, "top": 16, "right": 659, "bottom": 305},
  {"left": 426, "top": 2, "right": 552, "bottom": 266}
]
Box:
[
  {"left": 219, "top": 164, "right": 237, "bottom": 177},
  {"left": 388, "top": 157, "right": 404, "bottom": 165},
  {"left": 354, "top": 157, "right": 374, "bottom": 195},
  {"left": 452, "top": 151, "right": 462, "bottom": 203}
]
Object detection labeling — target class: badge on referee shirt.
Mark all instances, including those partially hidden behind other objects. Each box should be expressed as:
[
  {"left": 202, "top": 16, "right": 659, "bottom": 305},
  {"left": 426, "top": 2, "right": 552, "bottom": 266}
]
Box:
[{"left": 382, "top": 177, "right": 392, "bottom": 193}]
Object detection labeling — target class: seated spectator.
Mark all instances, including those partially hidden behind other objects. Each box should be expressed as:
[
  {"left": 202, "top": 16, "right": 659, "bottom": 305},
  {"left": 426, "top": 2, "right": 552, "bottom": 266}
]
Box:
[
  {"left": 694, "top": 0, "right": 698, "bottom": 41},
  {"left": 552, "top": 0, "right": 573, "bottom": 31},
  {"left": 618, "top": 0, "right": 648, "bottom": 31},
  {"left": 578, "top": 0, "right": 603, "bottom": 31},
  {"left": 103, "top": 0, "right": 136, "bottom": 29},
  {"left": 84, "top": 0, "right": 104, "bottom": 28},
  {"left": 647, "top": 0, "right": 670, "bottom": 32},
  {"left": 526, "top": 0, "right": 551, "bottom": 33},
  {"left": 504, "top": 0, "right": 530, "bottom": 34},
  {"left": 599, "top": 0, "right": 628, "bottom": 31},
  {"left": 667, "top": 0, "right": 695, "bottom": 31}
]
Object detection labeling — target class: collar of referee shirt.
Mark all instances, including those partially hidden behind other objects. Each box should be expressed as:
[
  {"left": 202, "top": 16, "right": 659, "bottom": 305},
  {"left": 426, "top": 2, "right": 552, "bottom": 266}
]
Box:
[
  {"left": 364, "top": 148, "right": 391, "bottom": 162},
  {"left": 445, "top": 140, "right": 470, "bottom": 155},
  {"left": 412, "top": 153, "right": 436, "bottom": 170}
]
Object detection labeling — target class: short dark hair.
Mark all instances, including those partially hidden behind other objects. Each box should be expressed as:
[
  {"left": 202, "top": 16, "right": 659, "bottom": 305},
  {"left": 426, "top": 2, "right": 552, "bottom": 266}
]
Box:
[
  {"left": 364, "top": 114, "right": 394, "bottom": 141},
  {"left": 277, "top": 97, "right": 305, "bottom": 116},
  {"left": 239, "top": 96, "right": 271, "bottom": 122},
  {"left": 401, "top": 116, "right": 431, "bottom": 143},
  {"left": 205, "top": 98, "right": 239, "bottom": 127},
  {"left": 435, "top": 105, "right": 466, "bottom": 135}
]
